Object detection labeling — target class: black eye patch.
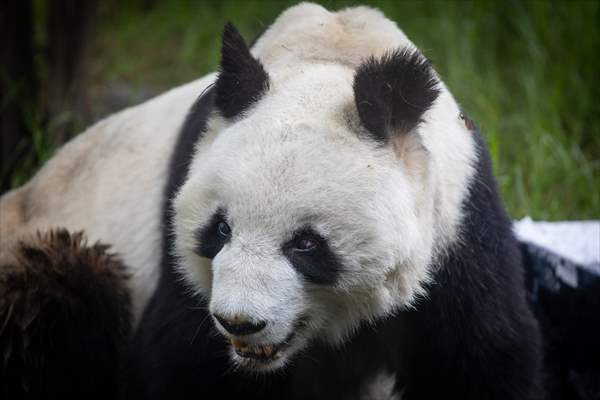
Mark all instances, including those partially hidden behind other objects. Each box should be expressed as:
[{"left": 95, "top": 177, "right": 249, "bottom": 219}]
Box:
[
  {"left": 195, "top": 209, "right": 231, "bottom": 259},
  {"left": 282, "top": 227, "right": 342, "bottom": 285}
]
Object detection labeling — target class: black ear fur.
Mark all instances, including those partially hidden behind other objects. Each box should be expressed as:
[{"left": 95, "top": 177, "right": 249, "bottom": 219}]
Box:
[
  {"left": 215, "top": 22, "right": 270, "bottom": 119},
  {"left": 353, "top": 48, "right": 440, "bottom": 142}
]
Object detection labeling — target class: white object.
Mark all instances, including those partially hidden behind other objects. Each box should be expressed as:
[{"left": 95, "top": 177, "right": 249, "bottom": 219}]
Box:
[{"left": 514, "top": 217, "right": 600, "bottom": 274}]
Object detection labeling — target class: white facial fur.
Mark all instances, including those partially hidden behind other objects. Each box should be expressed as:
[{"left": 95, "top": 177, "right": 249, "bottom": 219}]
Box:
[{"left": 173, "top": 3, "right": 476, "bottom": 371}]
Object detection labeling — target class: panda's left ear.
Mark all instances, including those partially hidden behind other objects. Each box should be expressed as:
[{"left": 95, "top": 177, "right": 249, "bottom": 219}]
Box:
[
  {"left": 353, "top": 47, "right": 440, "bottom": 143},
  {"left": 214, "top": 22, "right": 270, "bottom": 119}
]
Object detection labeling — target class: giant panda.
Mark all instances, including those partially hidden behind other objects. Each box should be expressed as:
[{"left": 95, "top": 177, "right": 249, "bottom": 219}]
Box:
[{"left": 0, "top": 3, "right": 542, "bottom": 399}]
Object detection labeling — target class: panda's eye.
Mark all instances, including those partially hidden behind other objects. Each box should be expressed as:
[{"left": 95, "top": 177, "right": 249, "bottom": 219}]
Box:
[
  {"left": 217, "top": 221, "right": 231, "bottom": 237},
  {"left": 282, "top": 227, "right": 341, "bottom": 285},
  {"left": 195, "top": 209, "right": 231, "bottom": 259},
  {"left": 293, "top": 236, "right": 319, "bottom": 252}
]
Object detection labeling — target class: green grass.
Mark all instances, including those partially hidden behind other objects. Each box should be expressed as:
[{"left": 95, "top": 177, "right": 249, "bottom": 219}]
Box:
[{"left": 18, "top": 0, "right": 600, "bottom": 220}]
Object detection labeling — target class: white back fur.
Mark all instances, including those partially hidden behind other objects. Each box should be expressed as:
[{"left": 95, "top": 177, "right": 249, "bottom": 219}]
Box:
[{"left": 0, "top": 74, "right": 216, "bottom": 321}]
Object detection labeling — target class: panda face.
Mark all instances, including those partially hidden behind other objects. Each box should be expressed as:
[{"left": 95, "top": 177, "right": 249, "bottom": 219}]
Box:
[{"left": 173, "top": 63, "right": 437, "bottom": 371}]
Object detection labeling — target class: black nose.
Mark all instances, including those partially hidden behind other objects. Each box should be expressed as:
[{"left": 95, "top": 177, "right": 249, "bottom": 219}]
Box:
[{"left": 213, "top": 314, "right": 266, "bottom": 336}]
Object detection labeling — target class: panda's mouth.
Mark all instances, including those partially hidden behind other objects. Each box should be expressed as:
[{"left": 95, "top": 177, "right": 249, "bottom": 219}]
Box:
[
  {"left": 228, "top": 317, "right": 309, "bottom": 369},
  {"left": 229, "top": 331, "right": 295, "bottom": 363}
]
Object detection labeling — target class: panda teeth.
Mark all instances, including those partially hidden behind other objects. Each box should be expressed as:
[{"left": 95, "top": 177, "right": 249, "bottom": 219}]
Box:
[
  {"left": 231, "top": 339, "right": 279, "bottom": 360},
  {"left": 263, "top": 345, "right": 274, "bottom": 357},
  {"left": 253, "top": 346, "right": 264, "bottom": 357},
  {"left": 240, "top": 346, "right": 251, "bottom": 354},
  {"left": 248, "top": 344, "right": 275, "bottom": 358}
]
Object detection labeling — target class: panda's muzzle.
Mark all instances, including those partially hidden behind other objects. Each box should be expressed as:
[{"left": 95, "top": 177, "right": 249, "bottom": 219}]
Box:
[
  {"left": 217, "top": 314, "right": 309, "bottom": 368},
  {"left": 213, "top": 314, "right": 284, "bottom": 361}
]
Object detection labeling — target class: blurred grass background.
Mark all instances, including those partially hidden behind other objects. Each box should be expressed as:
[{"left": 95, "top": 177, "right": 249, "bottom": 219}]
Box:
[{"left": 2, "top": 0, "right": 599, "bottom": 220}]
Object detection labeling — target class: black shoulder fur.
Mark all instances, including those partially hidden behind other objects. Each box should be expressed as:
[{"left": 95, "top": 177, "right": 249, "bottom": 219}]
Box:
[{"left": 398, "top": 131, "right": 543, "bottom": 399}]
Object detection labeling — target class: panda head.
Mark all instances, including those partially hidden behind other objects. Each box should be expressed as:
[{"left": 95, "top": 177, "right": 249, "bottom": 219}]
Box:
[{"left": 174, "top": 22, "right": 469, "bottom": 372}]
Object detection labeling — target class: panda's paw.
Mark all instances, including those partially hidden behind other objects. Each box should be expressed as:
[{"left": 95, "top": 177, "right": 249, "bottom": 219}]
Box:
[{"left": 0, "top": 229, "right": 131, "bottom": 398}]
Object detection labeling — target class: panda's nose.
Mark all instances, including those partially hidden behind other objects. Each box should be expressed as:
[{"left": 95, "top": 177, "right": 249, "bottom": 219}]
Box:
[{"left": 213, "top": 314, "right": 267, "bottom": 336}]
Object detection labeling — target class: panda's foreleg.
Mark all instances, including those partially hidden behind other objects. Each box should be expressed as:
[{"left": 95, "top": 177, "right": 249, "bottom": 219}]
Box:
[{"left": 0, "top": 229, "right": 131, "bottom": 399}]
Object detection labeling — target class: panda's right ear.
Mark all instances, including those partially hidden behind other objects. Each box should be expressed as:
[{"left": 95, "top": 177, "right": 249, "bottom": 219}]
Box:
[{"left": 214, "top": 22, "right": 270, "bottom": 119}]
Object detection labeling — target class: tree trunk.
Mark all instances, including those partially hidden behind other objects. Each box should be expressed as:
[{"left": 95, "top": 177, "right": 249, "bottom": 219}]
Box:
[{"left": 0, "top": 0, "right": 36, "bottom": 192}]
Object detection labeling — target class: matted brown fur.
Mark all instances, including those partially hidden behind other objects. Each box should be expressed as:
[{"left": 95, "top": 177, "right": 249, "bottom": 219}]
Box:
[{"left": 0, "top": 229, "right": 131, "bottom": 399}]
